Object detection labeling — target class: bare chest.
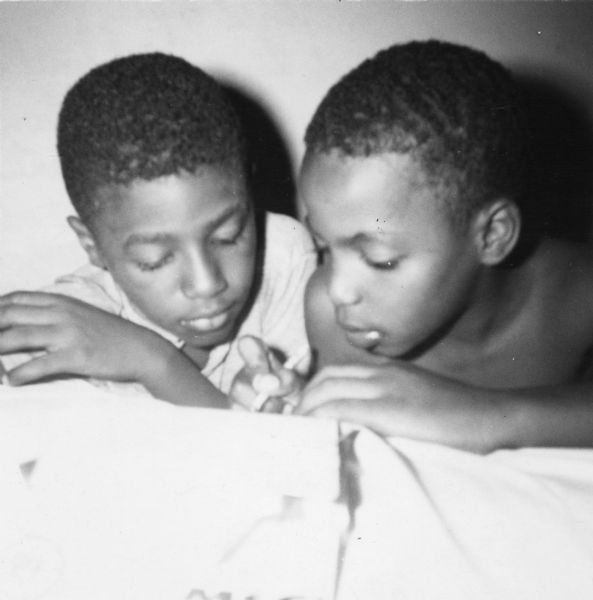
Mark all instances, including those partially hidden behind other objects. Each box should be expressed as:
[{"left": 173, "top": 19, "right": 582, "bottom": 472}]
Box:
[{"left": 416, "top": 305, "right": 593, "bottom": 388}]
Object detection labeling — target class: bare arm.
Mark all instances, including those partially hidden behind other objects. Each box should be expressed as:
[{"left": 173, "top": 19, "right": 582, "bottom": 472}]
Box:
[
  {"left": 302, "top": 269, "right": 593, "bottom": 453},
  {"left": 0, "top": 291, "right": 228, "bottom": 408},
  {"left": 296, "top": 361, "right": 593, "bottom": 453}
]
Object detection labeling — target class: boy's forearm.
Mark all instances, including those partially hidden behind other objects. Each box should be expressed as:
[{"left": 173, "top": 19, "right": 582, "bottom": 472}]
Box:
[
  {"left": 133, "top": 335, "right": 229, "bottom": 409},
  {"left": 390, "top": 378, "right": 512, "bottom": 454},
  {"left": 433, "top": 382, "right": 593, "bottom": 453},
  {"left": 495, "top": 384, "right": 593, "bottom": 450}
]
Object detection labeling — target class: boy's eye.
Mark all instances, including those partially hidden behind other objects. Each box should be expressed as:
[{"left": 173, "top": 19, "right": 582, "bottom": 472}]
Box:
[
  {"left": 211, "top": 218, "right": 245, "bottom": 246},
  {"left": 136, "top": 252, "right": 174, "bottom": 272},
  {"left": 365, "top": 257, "right": 399, "bottom": 271},
  {"left": 212, "top": 231, "right": 240, "bottom": 245}
]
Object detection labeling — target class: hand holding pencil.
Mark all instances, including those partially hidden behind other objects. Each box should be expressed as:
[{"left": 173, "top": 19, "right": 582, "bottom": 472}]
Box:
[{"left": 229, "top": 335, "right": 310, "bottom": 413}]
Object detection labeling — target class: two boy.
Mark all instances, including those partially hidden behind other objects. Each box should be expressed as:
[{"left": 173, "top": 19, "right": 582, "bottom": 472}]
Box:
[{"left": 3, "top": 41, "right": 593, "bottom": 452}]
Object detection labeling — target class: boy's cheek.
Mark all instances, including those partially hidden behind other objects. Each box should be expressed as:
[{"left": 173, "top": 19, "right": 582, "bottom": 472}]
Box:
[{"left": 113, "top": 264, "right": 178, "bottom": 295}]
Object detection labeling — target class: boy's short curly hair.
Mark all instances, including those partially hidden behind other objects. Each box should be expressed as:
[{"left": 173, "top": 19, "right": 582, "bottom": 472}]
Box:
[
  {"left": 57, "top": 52, "right": 246, "bottom": 226},
  {"left": 304, "top": 40, "right": 528, "bottom": 230}
]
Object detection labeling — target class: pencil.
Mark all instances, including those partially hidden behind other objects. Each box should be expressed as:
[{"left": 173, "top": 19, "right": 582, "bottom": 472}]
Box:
[{"left": 252, "top": 345, "right": 310, "bottom": 412}]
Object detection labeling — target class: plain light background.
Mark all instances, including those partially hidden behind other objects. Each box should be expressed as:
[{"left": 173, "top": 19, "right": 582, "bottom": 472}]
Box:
[{"left": 2, "top": 1, "right": 593, "bottom": 293}]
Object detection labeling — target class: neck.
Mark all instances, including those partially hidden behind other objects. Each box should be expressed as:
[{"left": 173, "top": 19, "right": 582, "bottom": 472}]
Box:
[
  {"left": 447, "top": 263, "right": 533, "bottom": 348},
  {"left": 181, "top": 344, "right": 211, "bottom": 370}
]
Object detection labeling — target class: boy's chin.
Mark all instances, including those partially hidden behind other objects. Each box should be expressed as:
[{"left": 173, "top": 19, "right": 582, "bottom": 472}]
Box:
[
  {"left": 337, "top": 333, "right": 399, "bottom": 365},
  {"left": 350, "top": 335, "right": 424, "bottom": 363},
  {"left": 179, "top": 319, "right": 238, "bottom": 350}
]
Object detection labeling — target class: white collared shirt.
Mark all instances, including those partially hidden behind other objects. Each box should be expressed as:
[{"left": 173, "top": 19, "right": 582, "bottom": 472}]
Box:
[{"left": 2, "top": 213, "right": 316, "bottom": 400}]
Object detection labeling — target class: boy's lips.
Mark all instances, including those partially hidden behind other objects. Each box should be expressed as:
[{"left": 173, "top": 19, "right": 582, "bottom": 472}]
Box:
[
  {"left": 339, "top": 321, "right": 383, "bottom": 348},
  {"left": 180, "top": 309, "right": 232, "bottom": 333}
]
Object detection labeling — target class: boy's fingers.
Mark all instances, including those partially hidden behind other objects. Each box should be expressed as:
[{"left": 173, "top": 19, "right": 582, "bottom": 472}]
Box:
[
  {"left": 258, "top": 351, "right": 297, "bottom": 392},
  {"left": 296, "top": 377, "right": 379, "bottom": 415},
  {"left": 236, "top": 336, "right": 304, "bottom": 411},
  {"left": 308, "top": 364, "right": 377, "bottom": 383},
  {"left": 252, "top": 372, "right": 281, "bottom": 395},
  {"left": 0, "top": 304, "right": 58, "bottom": 328},
  {"left": 260, "top": 397, "right": 285, "bottom": 414},
  {"left": 304, "top": 397, "right": 403, "bottom": 439},
  {"left": 0, "top": 291, "right": 63, "bottom": 307},
  {"left": 301, "top": 397, "right": 376, "bottom": 427},
  {"left": 0, "top": 324, "right": 56, "bottom": 354},
  {"left": 6, "top": 352, "right": 71, "bottom": 385},
  {"left": 237, "top": 335, "right": 271, "bottom": 371},
  {"left": 230, "top": 377, "right": 258, "bottom": 410}
]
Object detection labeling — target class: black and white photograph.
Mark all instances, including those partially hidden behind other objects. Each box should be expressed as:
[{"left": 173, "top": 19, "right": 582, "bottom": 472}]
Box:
[{"left": 2, "top": 2, "right": 593, "bottom": 598}]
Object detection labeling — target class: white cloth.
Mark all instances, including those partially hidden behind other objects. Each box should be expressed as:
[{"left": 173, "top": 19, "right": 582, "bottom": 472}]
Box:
[
  {"left": 2, "top": 382, "right": 593, "bottom": 600},
  {"left": 1, "top": 212, "right": 316, "bottom": 396},
  {"left": 339, "top": 432, "right": 593, "bottom": 600},
  {"left": 0, "top": 382, "right": 343, "bottom": 600}
]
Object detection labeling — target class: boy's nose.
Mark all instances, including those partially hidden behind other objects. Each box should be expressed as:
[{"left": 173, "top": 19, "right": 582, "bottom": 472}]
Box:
[
  {"left": 327, "top": 260, "right": 361, "bottom": 307},
  {"left": 180, "top": 252, "right": 226, "bottom": 299}
]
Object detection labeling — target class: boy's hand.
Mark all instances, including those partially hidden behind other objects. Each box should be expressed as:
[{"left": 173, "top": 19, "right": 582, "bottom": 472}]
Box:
[
  {"left": 230, "top": 335, "right": 304, "bottom": 413},
  {"left": 295, "top": 362, "right": 502, "bottom": 452},
  {"left": 0, "top": 291, "right": 173, "bottom": 386}
]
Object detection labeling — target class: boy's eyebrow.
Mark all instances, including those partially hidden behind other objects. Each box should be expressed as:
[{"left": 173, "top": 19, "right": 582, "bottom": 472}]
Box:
[
  {"left": 124, "top": 203, "right": 246, "bottom": 248},
  {"left": 124, "top": 232, "right": 175, "bottom": 248}
]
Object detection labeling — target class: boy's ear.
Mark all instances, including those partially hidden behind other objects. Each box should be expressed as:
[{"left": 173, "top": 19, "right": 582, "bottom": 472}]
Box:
[
  {"left": 471, "top": 199, "right": 521, "bottom": 266},
  {"left": 67, "top": 216, "right": 106, "bottom": 269}
]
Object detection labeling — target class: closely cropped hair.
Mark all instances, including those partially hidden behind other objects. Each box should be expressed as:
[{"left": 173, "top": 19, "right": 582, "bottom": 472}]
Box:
[
  {"left": 57, "top": 53, "right": 246, "bottom": 226},
  {"left": 305, "top": 40, "right": 528, "bottom": 229}
]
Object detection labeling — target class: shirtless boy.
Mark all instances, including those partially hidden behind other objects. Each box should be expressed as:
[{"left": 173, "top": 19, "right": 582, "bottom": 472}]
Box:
[
  {"left": 290, "top": 39, "right": 593, "bottom": 452},
  {"left": 228, "top": 40, "right": 593, "bottom": 451}
]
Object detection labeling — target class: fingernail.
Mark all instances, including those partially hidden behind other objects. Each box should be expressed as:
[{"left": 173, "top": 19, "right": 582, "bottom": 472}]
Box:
[{"left": 253, "top": 373, "right": 281, "bottom": 394}]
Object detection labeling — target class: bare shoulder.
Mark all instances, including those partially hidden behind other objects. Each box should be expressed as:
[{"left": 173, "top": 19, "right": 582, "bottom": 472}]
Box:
[
  {"left": 533, "top": 239, "right": 593, "bottom": 376},
  {"left": 535, "top": 238, "right": 593, "bottom": 306},
  {"left": 304, "top": 268, "right": 343, "bottom": 368}
]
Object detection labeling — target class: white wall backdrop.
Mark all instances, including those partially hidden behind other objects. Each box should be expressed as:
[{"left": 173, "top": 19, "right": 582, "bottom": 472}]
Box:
[{"left": 2, "top": 1, "right": 593, "bottom": 293}]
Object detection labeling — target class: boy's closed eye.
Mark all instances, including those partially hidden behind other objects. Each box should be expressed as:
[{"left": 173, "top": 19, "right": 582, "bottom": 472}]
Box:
[
  {"left": 127, "top": 210, "right": 250, "bottom": 272},
  {"left": 311, "top": 244, "right": 400, "bottom": 271},
  {"left": 129, "top": 246, "right": 175, "bottom": 272},
  {"left": 362, "top": 247, "right": 403, "bottom": 270},
  {"left": 307, "top": 217, "right": 401, "bottom": 272},
  {"left": 210, "top": 215, "right": 246, "bottom": 246},
  {"left": 365, "top": 257, "right": 399, "bottom": 270},
  {"left": 124, "top": 233, "right": 177, "bottom": 273},
  {"left": 136, "top": 252, "right": 175, "bottom": 272}
]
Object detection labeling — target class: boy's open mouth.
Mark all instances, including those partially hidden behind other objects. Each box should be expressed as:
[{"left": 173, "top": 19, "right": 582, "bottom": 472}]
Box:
[
  {"left": 180, "top": 311, "right": 231, "bottom": 333},
  {"left": 340, "top": 325, "right": 383, "bottom": 349}
]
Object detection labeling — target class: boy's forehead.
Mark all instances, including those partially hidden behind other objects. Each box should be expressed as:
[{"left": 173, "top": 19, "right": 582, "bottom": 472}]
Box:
[
  {"left": 302, "top": 151, "right": 424, "bottom": 201},
  {"left": 301, "top": 151, "right": 463, "bottom": 252},
  {"left": 305, "top": 200, "right": 409, "bottom": 248},
  {"left": 97, "top": 165, "right": 247, "bottom": 198},
  {"left": 301, "top": 152, "right": 434, "bottom": 226},
  {"left": 89, "top": 167, "right": 250, "bottom": 234}
]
